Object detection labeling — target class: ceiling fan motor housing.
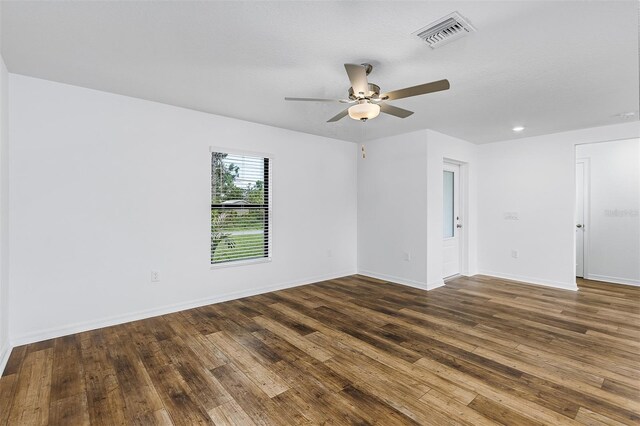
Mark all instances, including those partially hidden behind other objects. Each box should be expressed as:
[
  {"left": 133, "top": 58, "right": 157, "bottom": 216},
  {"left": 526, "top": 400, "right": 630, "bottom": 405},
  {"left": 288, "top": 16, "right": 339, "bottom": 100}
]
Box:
[{"left": 349, "top": 83, "right": 380, "bottom": 100}]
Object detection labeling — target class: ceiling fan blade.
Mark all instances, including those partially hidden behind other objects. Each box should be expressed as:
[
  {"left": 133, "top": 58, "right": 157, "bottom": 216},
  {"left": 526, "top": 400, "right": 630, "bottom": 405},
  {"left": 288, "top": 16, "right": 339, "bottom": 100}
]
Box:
[
  {"left": 344, "top": 64, "right": 369, "bottom": 97},
  {"left": 381, "top": 79, "right": 450, "bottom": 101},
  {"left": 285, "top": 97, "right": 348, "bottom": 103},
  {"left": 327, "top": 108, "right": 349, "bottom": 122},
  {"left": 379, "top": 103, "right": 414, "bottom": 119}
]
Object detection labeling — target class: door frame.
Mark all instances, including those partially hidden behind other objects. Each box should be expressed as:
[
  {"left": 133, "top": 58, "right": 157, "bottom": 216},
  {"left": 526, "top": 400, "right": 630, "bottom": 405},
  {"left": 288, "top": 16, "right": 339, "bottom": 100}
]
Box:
[
  {"left": 575, "top": 157, "right": 591, "bottom": 279},
  {"left": 443, "top": 162, "right": 460, "bottom": 279},
  {"left": 443, "top": 158, "right": 469, "bottom": 277}
]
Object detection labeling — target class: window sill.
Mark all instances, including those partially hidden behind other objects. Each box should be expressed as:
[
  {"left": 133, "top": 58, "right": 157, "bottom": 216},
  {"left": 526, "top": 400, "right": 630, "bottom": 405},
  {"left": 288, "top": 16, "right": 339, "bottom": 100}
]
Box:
[{"left": 210, "top": 257, "right": 272, "bottom": 270}]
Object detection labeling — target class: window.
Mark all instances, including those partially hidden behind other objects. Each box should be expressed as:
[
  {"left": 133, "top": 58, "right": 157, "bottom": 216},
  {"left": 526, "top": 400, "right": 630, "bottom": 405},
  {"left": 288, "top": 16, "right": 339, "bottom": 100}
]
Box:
[
  {"left": 443, "top": 170, "right": 454, "bottom": 238},
  {"left": 211, "top": 151, "right": 270, "bottom": 265}
]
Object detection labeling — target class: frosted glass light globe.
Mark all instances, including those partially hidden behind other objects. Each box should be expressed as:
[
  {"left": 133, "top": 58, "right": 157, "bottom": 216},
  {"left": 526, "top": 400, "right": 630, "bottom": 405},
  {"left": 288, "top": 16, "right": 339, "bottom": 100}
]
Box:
[{"left": 348, "top": 102, "right": 380, "bottom": 121}]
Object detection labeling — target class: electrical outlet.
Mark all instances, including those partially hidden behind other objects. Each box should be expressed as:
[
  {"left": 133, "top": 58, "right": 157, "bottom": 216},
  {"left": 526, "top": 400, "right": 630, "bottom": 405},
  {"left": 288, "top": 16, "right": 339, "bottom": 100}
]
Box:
[
  {"left": 511, "top": 250, "right": 519, "bottom": 259},
  {"left": 403, "top": 251, "right": 411, "bottom": 261},
  {"left": 504, "top": 212, "right": 519, "bottom": 220},
  {"left": 327, "top": 249, "right": 333, "bottom": 258},
  {"left": 151, "top": 270, "right": 161, "bottom": 282}
]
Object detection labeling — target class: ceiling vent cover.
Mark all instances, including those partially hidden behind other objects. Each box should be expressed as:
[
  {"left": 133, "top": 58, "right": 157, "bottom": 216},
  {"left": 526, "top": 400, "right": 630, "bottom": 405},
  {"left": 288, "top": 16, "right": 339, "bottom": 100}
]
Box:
[{"left": 413, "top": 12, "right": 476, "bottom": 49}]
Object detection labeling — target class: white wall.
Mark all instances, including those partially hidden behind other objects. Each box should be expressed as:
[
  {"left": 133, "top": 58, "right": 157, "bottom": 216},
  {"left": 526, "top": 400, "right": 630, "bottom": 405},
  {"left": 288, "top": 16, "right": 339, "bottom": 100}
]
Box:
[
  {"left": 576, "top": 138, "right": 640, "bottom": 285},
  {"left": 357, "top": 128, "right": 477, "bottom": 289},
  {"left": 0, "top": 54, "right": 11, "bottom": 370},
  {"left": 357, "top": 130, "right": 429, "bottom": 288},
  {"left": 8, "top": 74, "right": 357, "bottom": 345},
  {"left": 478, "top": 122, "right": 640, "bottom": 290},
  {"left": 4, "top": 71, "right": 639, "bottom": 357}
]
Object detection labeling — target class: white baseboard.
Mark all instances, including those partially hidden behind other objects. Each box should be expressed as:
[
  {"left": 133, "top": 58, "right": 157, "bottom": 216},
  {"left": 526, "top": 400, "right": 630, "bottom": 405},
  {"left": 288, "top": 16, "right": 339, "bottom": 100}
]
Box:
[
  {"left": 0, "top": 341, "right": 11, "bottom": 376},
  {"left": 478, "top": 270, "right": 579, "bottom": 291},
  {"left": 10, "top": 269, "right": 357, "bottom": 347},
  {"left": 358, "top": 270, "right": 427, "bottom": 290},
  {"left": 428, "top": 279, "right": 446, "bottom": 290},
  {"left": 585, "top": 274, "right": 640, "bottom": 287},
  {"left": 358, "top": 270, "right": 446, "bottom": 291}
]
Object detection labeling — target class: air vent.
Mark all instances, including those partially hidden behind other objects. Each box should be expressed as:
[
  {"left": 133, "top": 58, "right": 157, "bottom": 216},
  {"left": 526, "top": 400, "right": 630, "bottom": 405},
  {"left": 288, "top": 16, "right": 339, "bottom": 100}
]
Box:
[{"left": 413, "top": 12, "right": 476, "bottom": 49}]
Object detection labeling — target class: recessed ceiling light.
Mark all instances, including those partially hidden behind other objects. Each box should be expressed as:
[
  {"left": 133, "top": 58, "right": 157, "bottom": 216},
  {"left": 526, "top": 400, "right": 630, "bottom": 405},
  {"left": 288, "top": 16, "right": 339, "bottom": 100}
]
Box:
[{"left": 512, "top": 126, "right": 525, "bottom": 132}]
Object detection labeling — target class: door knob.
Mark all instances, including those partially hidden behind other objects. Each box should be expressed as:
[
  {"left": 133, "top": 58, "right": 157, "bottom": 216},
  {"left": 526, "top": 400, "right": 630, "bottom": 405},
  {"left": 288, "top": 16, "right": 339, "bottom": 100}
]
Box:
[{"left": 576, "top": 224, "right": 583, "bottom": 228}]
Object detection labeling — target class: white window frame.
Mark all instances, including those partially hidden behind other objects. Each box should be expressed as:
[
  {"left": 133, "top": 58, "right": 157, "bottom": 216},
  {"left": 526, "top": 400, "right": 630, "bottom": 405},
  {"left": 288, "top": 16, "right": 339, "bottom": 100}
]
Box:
[{"left": 209, "top": 147, "right": 273, "bottom": 269}]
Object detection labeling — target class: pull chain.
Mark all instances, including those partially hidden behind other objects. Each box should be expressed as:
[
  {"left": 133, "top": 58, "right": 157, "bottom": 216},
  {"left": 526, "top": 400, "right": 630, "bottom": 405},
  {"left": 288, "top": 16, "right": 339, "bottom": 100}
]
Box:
[{"left": 361, "top": 120, "right": 366, "bottom": 159}]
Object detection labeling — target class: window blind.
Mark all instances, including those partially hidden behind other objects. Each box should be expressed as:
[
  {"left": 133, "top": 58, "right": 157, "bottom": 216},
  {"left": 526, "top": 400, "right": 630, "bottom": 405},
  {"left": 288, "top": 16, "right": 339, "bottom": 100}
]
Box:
[{"left": 211, "top": 152, "right": 270, "bottom": 264}]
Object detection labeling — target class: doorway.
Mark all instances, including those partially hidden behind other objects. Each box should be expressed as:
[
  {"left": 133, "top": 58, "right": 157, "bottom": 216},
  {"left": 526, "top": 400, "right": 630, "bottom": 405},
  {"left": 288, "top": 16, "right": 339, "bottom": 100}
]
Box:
[
  {"left": 574, "top": 138, "right": 640, "bottom": 286},
  {"left": 443, "top": 162, "right": 461, "bottom": 278}
]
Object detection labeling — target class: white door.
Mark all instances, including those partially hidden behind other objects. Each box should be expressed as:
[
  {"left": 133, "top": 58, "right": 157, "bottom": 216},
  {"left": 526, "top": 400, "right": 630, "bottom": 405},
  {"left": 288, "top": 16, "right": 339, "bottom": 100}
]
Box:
[
  {"left": 443, "top": 163, "right": 461, "bottom": 278},
  {"left": 575, "top": 160, "right": 587, "bottom": 277}
]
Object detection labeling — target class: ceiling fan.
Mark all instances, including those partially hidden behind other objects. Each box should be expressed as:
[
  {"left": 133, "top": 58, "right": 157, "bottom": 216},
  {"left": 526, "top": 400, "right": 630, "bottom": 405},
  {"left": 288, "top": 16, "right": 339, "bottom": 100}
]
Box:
[{"left": 285, "top": 63, "right": 450, "bottom": 123}]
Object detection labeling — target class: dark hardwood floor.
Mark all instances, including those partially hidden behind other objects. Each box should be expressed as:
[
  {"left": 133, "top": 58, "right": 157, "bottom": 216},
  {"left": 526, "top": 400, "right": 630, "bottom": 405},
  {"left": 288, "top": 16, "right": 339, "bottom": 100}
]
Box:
[{"left": 1, "top": 274, "right": 639, "bottom": 425}]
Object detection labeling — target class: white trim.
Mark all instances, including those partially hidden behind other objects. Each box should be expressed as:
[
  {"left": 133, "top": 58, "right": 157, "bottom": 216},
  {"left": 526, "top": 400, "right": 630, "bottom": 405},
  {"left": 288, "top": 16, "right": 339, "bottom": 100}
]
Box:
[
  {"left": 428, "top": 279, "right": 446, "bottom": 290},
  {"left": 443, "top": 158, "right": 470, "bottom": 277},
  {"left": 210, "top": 257, "right": 272, "bottom": 269},
  {"left": 358, "top": 270, "right": 445, "bottom": 291},
  {"left": 479, "top": 270, "right": 579, "bottom": 291},
  {"left": 358, "top": 270, "right": 428, "bottom": 290},
  {"left": 209, "top": 146, "right": 274, "bottom": 160},
  {"left": 443, "top": 162, "right": 461, "bottom": 278},
  {"left": 459, "top": 162, "right": 471, "bottom": 276},
  {"left": 585, "top": 274, "right": 640, "bottom": 287},
  {"left": 10, "top": 269, "right": 356, "bottom": 347},
  {"left": 210, "top": 149, "right": 273, "bottom": 266},
  {"left": 0, "top": 341, "right": 11, "bottom": 376},
  {"left": 574, "top": 136, "right": 640, "bottom": 147},
  {"left": 575, "top": 157, "right": 591, "bottom": 279}
]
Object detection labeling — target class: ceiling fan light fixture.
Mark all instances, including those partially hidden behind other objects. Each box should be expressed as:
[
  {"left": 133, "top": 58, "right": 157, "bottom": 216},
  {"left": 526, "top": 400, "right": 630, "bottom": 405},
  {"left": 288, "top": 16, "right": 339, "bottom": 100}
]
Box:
[
  {"left": 348, "top": 101, "right": 380, "bottom": 121},
  {"left": 285, "top": 63, "right": 449, "bottom": 123}
]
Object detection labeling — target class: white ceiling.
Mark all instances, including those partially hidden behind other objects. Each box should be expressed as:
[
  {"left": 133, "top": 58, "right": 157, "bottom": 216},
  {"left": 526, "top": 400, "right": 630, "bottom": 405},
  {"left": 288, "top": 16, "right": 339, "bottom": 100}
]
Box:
[{"left": 1, "top": 1, "right": 638, "bottom": 143}]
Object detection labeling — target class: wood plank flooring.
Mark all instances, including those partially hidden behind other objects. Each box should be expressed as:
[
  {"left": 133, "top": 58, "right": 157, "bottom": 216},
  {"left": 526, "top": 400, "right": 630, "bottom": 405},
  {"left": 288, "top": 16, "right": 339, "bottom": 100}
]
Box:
[{"left": 1, "top": 274, "right": 639, "bottom": 425}]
